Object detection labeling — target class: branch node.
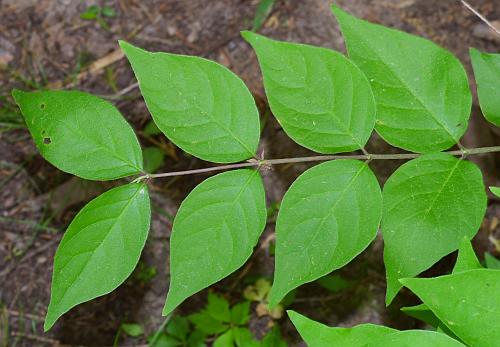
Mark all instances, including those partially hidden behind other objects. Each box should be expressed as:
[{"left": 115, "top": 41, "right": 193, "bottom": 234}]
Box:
[{"left": 132, "top": 174, "right": 150, "bottom": 184}]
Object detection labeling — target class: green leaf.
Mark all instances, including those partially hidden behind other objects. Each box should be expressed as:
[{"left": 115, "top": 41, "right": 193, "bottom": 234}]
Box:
[
  {"left": 243, "top": 278, "right": 271, "bottom": 302},
  {"left": 230, "top": 301, "right": 250, "bottom": 325},
  {"left": 402, "top": 239, "right": 483, "bottom": 331},
  {"left": 233, "top": 327, "right": 260, "bottom": 347},
  {"left": 187, "top": 330, "right": 206, "bottom": 347},
  {"left": 470, "top": 49, "right": 500, "bottom": 126},
  {"left": 121, "top": 323, "right": 144, "bottom": 337},
  {"left": 214, "top": 330, "right": 233, "bottom": 347},
  {"left": 101, "top": 6, "right": 116, "bottom": 18},
  {"left": 80, "top": 5, "right": 99, "bottom": 20},
  {"left": 143, "top": 147, "right": 165, "bottom": 173},
  {"left": 490, "top": 186, "right": 500, "bottom": 198},
  {"left": 332, "top": 6, "right": 471, "bottom": 153},
  {"left": 484, "top": 252, "right": 500, "bottom": 269},
  {"left": 242, "top": 32, "right": 375, "bottom": 154},
  {"left": 382, "top": 153, "right": 486, "bottom": 304},
  {"left": 150, "top": 334, "right": 182, "bottom": 347},
  {"left": 261, "top": 326, "right": 287, "bottom": 347},
  {"left": 189, "top": 311, "right": 228, "bottom": 335},
  {"left": 401, "top": 269, "right": 500, "bottom": 347},
  {"left": 166, "top": 316, "right": 190, "bottom": 341},
  {"left": 452, "top": 237, "right": 482, "bottom": 274},
  {"left": 163, "top": 169, "right": 266, "bottom": 315},
  {"left": 317, "top": 274, "right": 350, "bottom": 293},
  {"left": 44, "top": 183, "right": 151, "bottom": 331},
  {"left": 120, "top": 41, "right": 260, "bottom": 163},
  {"left": 206, "top": 293, "right": 231, "bottom": 323},
  {"left": 367, "top": 330, "right": 465, "bottom": 347},
  {"left": 269, "top": 160, "right": 382, "bottom": 306},
  {"left": 144, "top": 119, "right": 162, "bottom": 135},
  {"left": 12, "top": 90, "right": 143, "bottom": 180},
  {"left": 288, "top": 310, "right": 396, "bottom": 346},
  {"left": 401, "top": 304, "right": 441, "bottom": 328},
  {"left": 252, "top": 0, "right": 276, "bottom": 31}
]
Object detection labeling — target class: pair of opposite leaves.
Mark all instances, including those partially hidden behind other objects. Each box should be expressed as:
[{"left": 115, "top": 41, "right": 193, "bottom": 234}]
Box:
[
  {"left": 290, "top": 239, "right": 500, "bottom": 347},
  {"left": 12, "top": 6, "right": 499, "bottom": 330}
]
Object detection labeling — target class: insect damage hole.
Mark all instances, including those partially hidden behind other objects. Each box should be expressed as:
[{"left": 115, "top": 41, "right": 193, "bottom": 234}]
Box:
[
  {"left": 40, "top": 103, "right": 46, "bottom": 110},
  {"left": 41, "top": 130, "right": 51, "bottom": 144}
]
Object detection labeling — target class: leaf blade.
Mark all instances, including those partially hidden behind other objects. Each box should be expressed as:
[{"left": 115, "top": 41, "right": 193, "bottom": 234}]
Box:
[
  {"left": 269, "top": 160, "right": 382, "bottom": 305},
  {"left": 44, "top": 183, "right": 151, "bottom": 330},
  {"left": 332, "top": 6, "right": 471, "bottom": 153},
  {"left": 367, "top": 330, "right": 465, "bottom": 347},
  {"left": 470, "top": 48, "right": 500, "bottom": 126},
  {"left": 12, "top": 90, "right": 143, "bottom": 180},
  {"left": 163, "top": 169, "right": 266, "bottom": 315},
  {"left": 242, "top": 32, "right": 376, "bottom": 154},
  {"left": 288, "top": 310, "right": 395, "bottom": 347},
  {"left": 120, "top": 41, "right": 260, "bottom": 163},
  {"left": 401, "top": 269, "right": 500, "bottom": 347},
  {"left": 382, "top": 154, "right": 486, "bottom": 304}
]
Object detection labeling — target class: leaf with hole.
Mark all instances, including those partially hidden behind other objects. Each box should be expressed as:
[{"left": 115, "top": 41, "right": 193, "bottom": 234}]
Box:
[
  {"left": 163, "top": 169, "right": 266, "bottom": 315},
  {"left": 269, "top": 160, "right": 382, "bottom": 306},
  {"left": 382, "top": 153, "right": 486, "bottom": 304},
  {"left": 120, "top": 41, "right": 260, "bottom": 163},
  {"left": 470, "top": 48, "right": 500, "bottom": 127},
  {"left": 44, "top": 183, "right": 151, "bottom": 331},
  {"left": 242, "top": 31, "right": 375, "bottom": 154},
  {"left": 401, "top": 269, "right": 500, "bottom": 347},
  {"left": 288, "top": 310, "right": 396, "bottom": 346},
  {"left": 12, "top": 90, "right": 143, "bottom": 180},
  {"left": 332, "top": 6, "right": 471, "bottom": 153}
]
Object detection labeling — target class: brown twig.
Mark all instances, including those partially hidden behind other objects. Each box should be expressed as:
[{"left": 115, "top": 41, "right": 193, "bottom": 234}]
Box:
[
  {"left": 460, "top": 0, "right": 500, "bottom": 37},
  {"left": 133, "top": 146, "right": 500, "bottom": 181}
]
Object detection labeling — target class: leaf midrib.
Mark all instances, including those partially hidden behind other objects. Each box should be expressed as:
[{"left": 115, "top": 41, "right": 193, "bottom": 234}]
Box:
[
  {"left": 346, "top": 26, "right": 459, "bottom": 145},
  {"left": 53, "top": 184, "right": 143, "bottom": 309},
  {"left": 301, "top": 164, "right": 367, "bottom": 269}
]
